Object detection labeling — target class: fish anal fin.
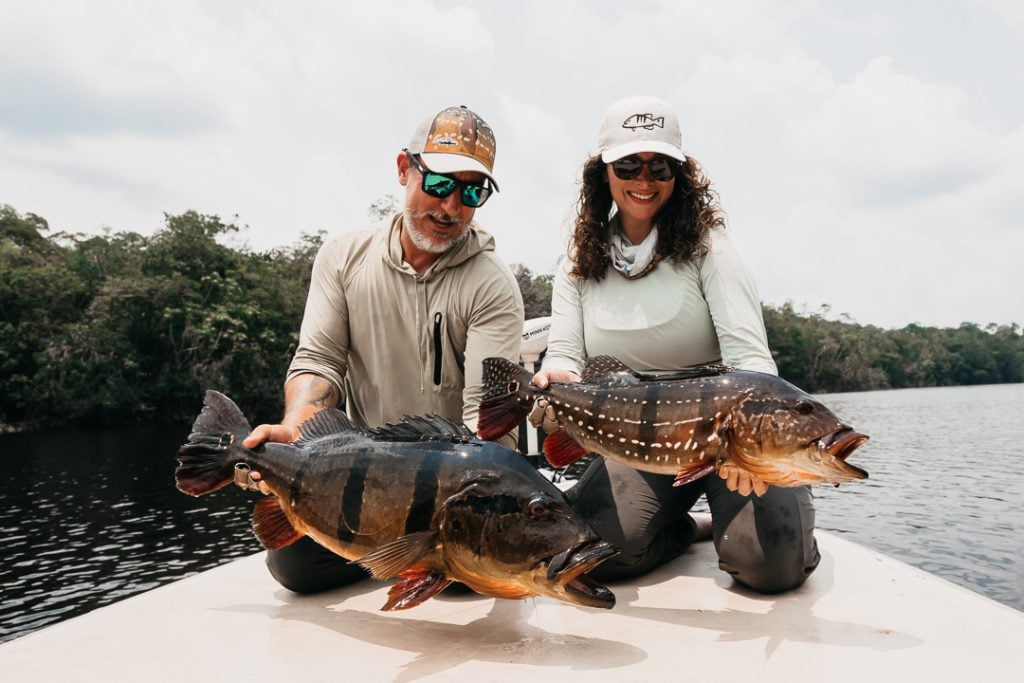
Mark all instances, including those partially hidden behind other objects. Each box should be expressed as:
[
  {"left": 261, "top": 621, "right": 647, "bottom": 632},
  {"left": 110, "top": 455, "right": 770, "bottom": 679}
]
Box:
[
  {"left": 356, "top": 531, "right": 437, "bottom": 579},
  {"left": 252, "top": 496, "right": 303, "bottom": 550},
  {"left": 381, "top": 568, "right": 452, "bottom": 611},
  {"left": 543, "top": 431, "right": 589, "bottom": 468},
  {"left": 672, "top": 462, "right": 716, "bottom": 487}
]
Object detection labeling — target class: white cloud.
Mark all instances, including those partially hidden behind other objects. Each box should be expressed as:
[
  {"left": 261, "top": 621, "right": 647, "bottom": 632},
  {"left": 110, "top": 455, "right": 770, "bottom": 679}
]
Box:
[{"left": 1, "top": 0, "right": 1021, "bottom": 329}]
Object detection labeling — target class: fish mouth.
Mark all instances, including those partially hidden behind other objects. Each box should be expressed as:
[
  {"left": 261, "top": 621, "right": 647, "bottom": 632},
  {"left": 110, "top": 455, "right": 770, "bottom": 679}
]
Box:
[
  {"left": 545, "top": 540, "right": 618, "bottom": 609},
  {"left": 818, "top": 428, "right": 870, "bottom": 479},
  {"left": 821, "top": 428, "right": 869, "bottom": 460}
]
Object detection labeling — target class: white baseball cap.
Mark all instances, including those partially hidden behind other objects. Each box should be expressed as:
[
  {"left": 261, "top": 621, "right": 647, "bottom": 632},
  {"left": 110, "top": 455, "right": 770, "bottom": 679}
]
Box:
[
  {"left": 597, "top": 95, "right": 685, "bottom": 163},
  {"left": 407, "top": 105, "right": 500, "bottom": 190}
]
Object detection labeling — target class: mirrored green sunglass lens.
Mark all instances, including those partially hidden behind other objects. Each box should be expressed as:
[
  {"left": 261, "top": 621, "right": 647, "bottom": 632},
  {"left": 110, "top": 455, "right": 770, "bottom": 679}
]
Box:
[
  {"left": 423, "top": 173, "right": 457, "bottom": 197},
  {"left": 462, "top": 186, "right": 486, "bottom": 206}
]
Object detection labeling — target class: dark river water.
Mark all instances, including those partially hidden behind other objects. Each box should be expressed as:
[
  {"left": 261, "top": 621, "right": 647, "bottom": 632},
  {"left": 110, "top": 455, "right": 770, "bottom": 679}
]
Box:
[{"left": 1, "top": 383, "right": 1021, "bottom": 644}]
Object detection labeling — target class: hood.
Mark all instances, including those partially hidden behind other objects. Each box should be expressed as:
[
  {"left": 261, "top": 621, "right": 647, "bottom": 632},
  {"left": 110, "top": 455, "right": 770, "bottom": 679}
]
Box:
[{"left": 384, "top": 212, "right": 497, "bottom": 281}]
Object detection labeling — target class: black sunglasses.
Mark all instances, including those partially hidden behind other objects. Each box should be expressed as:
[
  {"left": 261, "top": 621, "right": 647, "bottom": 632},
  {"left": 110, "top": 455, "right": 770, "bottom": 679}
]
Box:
[
  {"left": 610, "top": 155, "right": 680, "bottom": 181},
  {"left": 404, "top": 151, "right": 493, "bottom": 208}
]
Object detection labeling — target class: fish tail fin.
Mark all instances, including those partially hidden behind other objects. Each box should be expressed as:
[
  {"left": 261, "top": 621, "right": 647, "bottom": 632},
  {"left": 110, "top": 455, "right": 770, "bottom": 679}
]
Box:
[
  {"left": 477, "top": 357, "right": 535, "bottom": 441},
  {"left": 175, "top": 391, "right": 253, "bottom": 496}
]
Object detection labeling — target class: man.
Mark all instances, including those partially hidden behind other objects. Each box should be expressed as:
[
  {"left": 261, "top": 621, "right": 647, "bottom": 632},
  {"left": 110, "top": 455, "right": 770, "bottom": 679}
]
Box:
[{"left": 244, "top": 105, "right": 524, "bottom": 593}]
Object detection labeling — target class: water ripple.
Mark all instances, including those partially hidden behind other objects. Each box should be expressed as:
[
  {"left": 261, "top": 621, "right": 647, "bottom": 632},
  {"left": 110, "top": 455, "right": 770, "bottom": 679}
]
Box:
[{"left": 1, "top": 384, "right": 1021, "bottom": 643}]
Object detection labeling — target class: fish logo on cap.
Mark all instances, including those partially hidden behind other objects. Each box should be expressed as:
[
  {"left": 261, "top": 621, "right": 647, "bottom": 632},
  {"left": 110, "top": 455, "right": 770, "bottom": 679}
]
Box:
[{"left": 622, "top": 114, "right": 665, "bottom": 131}]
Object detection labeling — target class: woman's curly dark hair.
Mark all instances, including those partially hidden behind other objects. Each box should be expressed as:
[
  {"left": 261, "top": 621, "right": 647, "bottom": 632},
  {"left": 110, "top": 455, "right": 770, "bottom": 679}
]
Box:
[{"left": 569, "top": 155, "right": 724, "bottom": 281}]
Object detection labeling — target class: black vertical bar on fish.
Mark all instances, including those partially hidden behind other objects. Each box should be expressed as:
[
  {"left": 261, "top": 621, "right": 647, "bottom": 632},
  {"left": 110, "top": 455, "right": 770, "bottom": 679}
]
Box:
[
  {"left": 638, "top": 382, "right": 662, "bottom": 458},
  {"left": 289, "top": 450, "right": 317, "bottom": 504},
  {"left": 405, "top": 450, "right": 442, "bottom": 534},
  {"left": 584, "top": 383, "right": 614, "bottom": 457},
  {"left": 336, "top": 454, "right": 372, "bottom": 543},
  {"left": 689, "top": 379, "right": 718, "bottom": 446}
]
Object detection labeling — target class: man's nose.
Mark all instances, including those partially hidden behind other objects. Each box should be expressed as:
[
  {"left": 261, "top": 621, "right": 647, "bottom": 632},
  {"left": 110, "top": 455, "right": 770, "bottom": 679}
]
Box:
[{"left": 439, "top": 190, "right": 462, "bottom": 214}]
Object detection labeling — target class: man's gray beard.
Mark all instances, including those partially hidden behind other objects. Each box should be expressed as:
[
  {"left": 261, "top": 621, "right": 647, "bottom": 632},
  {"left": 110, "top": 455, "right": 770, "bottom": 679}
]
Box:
[{"left": 403, "top": 208, "right": 469, "bottom": 254}]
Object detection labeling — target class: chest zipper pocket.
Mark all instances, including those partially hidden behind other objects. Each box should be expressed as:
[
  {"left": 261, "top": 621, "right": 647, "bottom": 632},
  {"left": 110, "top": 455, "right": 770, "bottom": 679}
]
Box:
[{"left": 433, "top": 312, "right": 443, "bottom": 386}]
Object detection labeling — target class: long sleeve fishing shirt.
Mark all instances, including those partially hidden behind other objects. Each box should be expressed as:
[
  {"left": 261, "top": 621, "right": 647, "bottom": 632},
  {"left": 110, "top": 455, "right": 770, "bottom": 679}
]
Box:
[
  {"left": 287, "top": 213, "right": 524, "bottom": 450},
  {"left": 543, "top": 227, "right": 777, "bottom": 376}
]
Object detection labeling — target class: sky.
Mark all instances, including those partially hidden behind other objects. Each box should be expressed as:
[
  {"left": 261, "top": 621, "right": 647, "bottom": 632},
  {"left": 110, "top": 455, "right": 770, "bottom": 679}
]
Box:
[{"left": 2, "top": 0, "right": 1022, "bottom": 330}]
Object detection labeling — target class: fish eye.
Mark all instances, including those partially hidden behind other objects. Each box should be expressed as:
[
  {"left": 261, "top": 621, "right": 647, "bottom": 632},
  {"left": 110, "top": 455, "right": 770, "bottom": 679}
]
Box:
[
  {"left": 795, "top": 400, "right": 814, "bottom": 415},
  {"left": 527, "top": 498, "right": 552, "bottom": 519}
]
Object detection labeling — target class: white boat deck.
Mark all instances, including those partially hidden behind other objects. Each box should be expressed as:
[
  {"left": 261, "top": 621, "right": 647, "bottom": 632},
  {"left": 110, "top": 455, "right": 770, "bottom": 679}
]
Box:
[{"left": 3, "top": 530, "right": 1022, "bottom": 682}]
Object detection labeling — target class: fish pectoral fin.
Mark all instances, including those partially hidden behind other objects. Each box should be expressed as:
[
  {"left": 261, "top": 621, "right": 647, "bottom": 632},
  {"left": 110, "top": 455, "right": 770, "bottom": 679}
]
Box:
[
  {"left": 543, "top": 431, "right": 590, "bottom": 468},
  {"left": 381, "top": 568, "right": 452, "bottom": 611},
  {"left": 356, "top": 531, "right": 437, "bottom": 580},
  {"left": 251, "top": 496, "right": 303, "bottom": 550},
  {"left": 672, "top": 462, "right": 716, "bottom": 487}
]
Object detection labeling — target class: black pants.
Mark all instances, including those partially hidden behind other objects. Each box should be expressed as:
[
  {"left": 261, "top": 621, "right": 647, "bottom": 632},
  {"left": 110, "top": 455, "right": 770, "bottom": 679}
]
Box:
[
  {"left": 265, "top": 536, "right": 369, "bottom": 594},
  {"left": 565, "top": 458, "right": 820, "bottom": 593}
]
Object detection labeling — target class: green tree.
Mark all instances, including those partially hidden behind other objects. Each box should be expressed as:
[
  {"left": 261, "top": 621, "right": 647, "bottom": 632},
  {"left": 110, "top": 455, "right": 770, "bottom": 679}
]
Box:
[{"left": 512, "top": 264, "right": 553, "bottom": 320}]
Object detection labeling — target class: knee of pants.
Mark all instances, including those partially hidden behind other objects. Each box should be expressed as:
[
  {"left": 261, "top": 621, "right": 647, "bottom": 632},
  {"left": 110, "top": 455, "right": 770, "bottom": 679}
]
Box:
[
  {"left": 264, "top": 537, "right": 365, "bottom": 594},
  {"left": 716, "top": 522, "right": 820, "bottom": 594},
  {"left": 717, "top": 549, "right": 817, "bottom": 593},
  {"left": 265, "top": 548, "right": 326, "bottom": 594}
]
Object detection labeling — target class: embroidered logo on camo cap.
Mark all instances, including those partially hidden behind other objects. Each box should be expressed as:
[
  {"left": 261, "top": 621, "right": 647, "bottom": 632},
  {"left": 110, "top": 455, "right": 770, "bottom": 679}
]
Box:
[{"left": 408, "top": 106, "right": 499, "bottom": 190}]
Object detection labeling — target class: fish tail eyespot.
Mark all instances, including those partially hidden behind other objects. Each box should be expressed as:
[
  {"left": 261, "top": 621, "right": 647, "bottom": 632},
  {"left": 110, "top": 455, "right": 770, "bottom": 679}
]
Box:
[
  {"left": 175, "top": 391, "right": 253, "bottom": 496},
  {"left": 175, "top": 442, "right": 237, "bottom": 496}
]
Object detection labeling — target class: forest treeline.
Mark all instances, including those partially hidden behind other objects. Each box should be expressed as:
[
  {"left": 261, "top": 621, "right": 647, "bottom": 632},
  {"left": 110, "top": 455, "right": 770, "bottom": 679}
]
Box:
[{"left": 2, "top": 205, "right": 1022, "bottom": 431}]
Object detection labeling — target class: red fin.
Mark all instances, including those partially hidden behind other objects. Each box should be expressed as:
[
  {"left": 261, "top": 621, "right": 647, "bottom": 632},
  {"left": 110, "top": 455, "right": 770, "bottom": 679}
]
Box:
[
  {"left": 381, "top": 568, "right": 452, "bottom": 611},
  {"left": 672, "top": 462, "right": 716, "bottom": 487},
  {"left": 477, "top": 357, "right": 534, "bottom": 440},
  {"left": 355, "top": 531, "right": 436, "bottom": 579},
  {"left": 477, "top": 393, "right": 529, "bottom": 441},
  {"left": 252, "top": 496, "right": 303, "bottom": 550},
  {"left": 543, "top": 431, "right": 589, "bottom": 468}
]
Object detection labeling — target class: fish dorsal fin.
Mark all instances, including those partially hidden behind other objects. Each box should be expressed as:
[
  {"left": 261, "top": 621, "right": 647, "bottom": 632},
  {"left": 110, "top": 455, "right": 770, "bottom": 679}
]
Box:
[
  {"left": 367, "top": 415, "right": 475, "bottom": 442},
  {"left": 356, "top": 531, "right": 438, "bottom": 579},
  {"left": 294, "top": 408, "right": 361, "bottom": 447},
  {"left": 580, "top": 355, "right": 642, "bottom": 386},
  {"left": 635, "top": 364, "right": 735, "bottom": 382}
]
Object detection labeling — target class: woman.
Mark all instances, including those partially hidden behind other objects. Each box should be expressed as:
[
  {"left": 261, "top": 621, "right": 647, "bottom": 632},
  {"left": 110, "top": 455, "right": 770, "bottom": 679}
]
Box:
[{"left": 533, "top": 96, "right": 819, "bottom": 593}]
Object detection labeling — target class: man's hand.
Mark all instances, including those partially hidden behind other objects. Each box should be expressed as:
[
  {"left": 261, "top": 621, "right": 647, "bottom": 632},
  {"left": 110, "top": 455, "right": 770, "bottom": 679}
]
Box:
[
  {"left": 242, "top": 424, "right": 301, "bottom": 449},
  {"left": 718, "top": 464, "right": 770, "bottom": 497},
  {"left": 240, "top": 424, "right": 302, "bottom": 496}
]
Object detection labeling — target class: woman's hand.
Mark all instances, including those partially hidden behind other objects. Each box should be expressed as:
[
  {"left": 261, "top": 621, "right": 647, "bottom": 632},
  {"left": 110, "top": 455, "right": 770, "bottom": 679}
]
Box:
[{"left": 527, "top": 369, "right": 581, "bottom": 431}]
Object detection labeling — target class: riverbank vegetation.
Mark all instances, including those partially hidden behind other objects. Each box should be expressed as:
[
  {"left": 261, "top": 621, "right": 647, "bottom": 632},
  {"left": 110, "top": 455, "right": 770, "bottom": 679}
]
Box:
[{"left": 3, "top": 204, "right": 1022, "bottom": 431}]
